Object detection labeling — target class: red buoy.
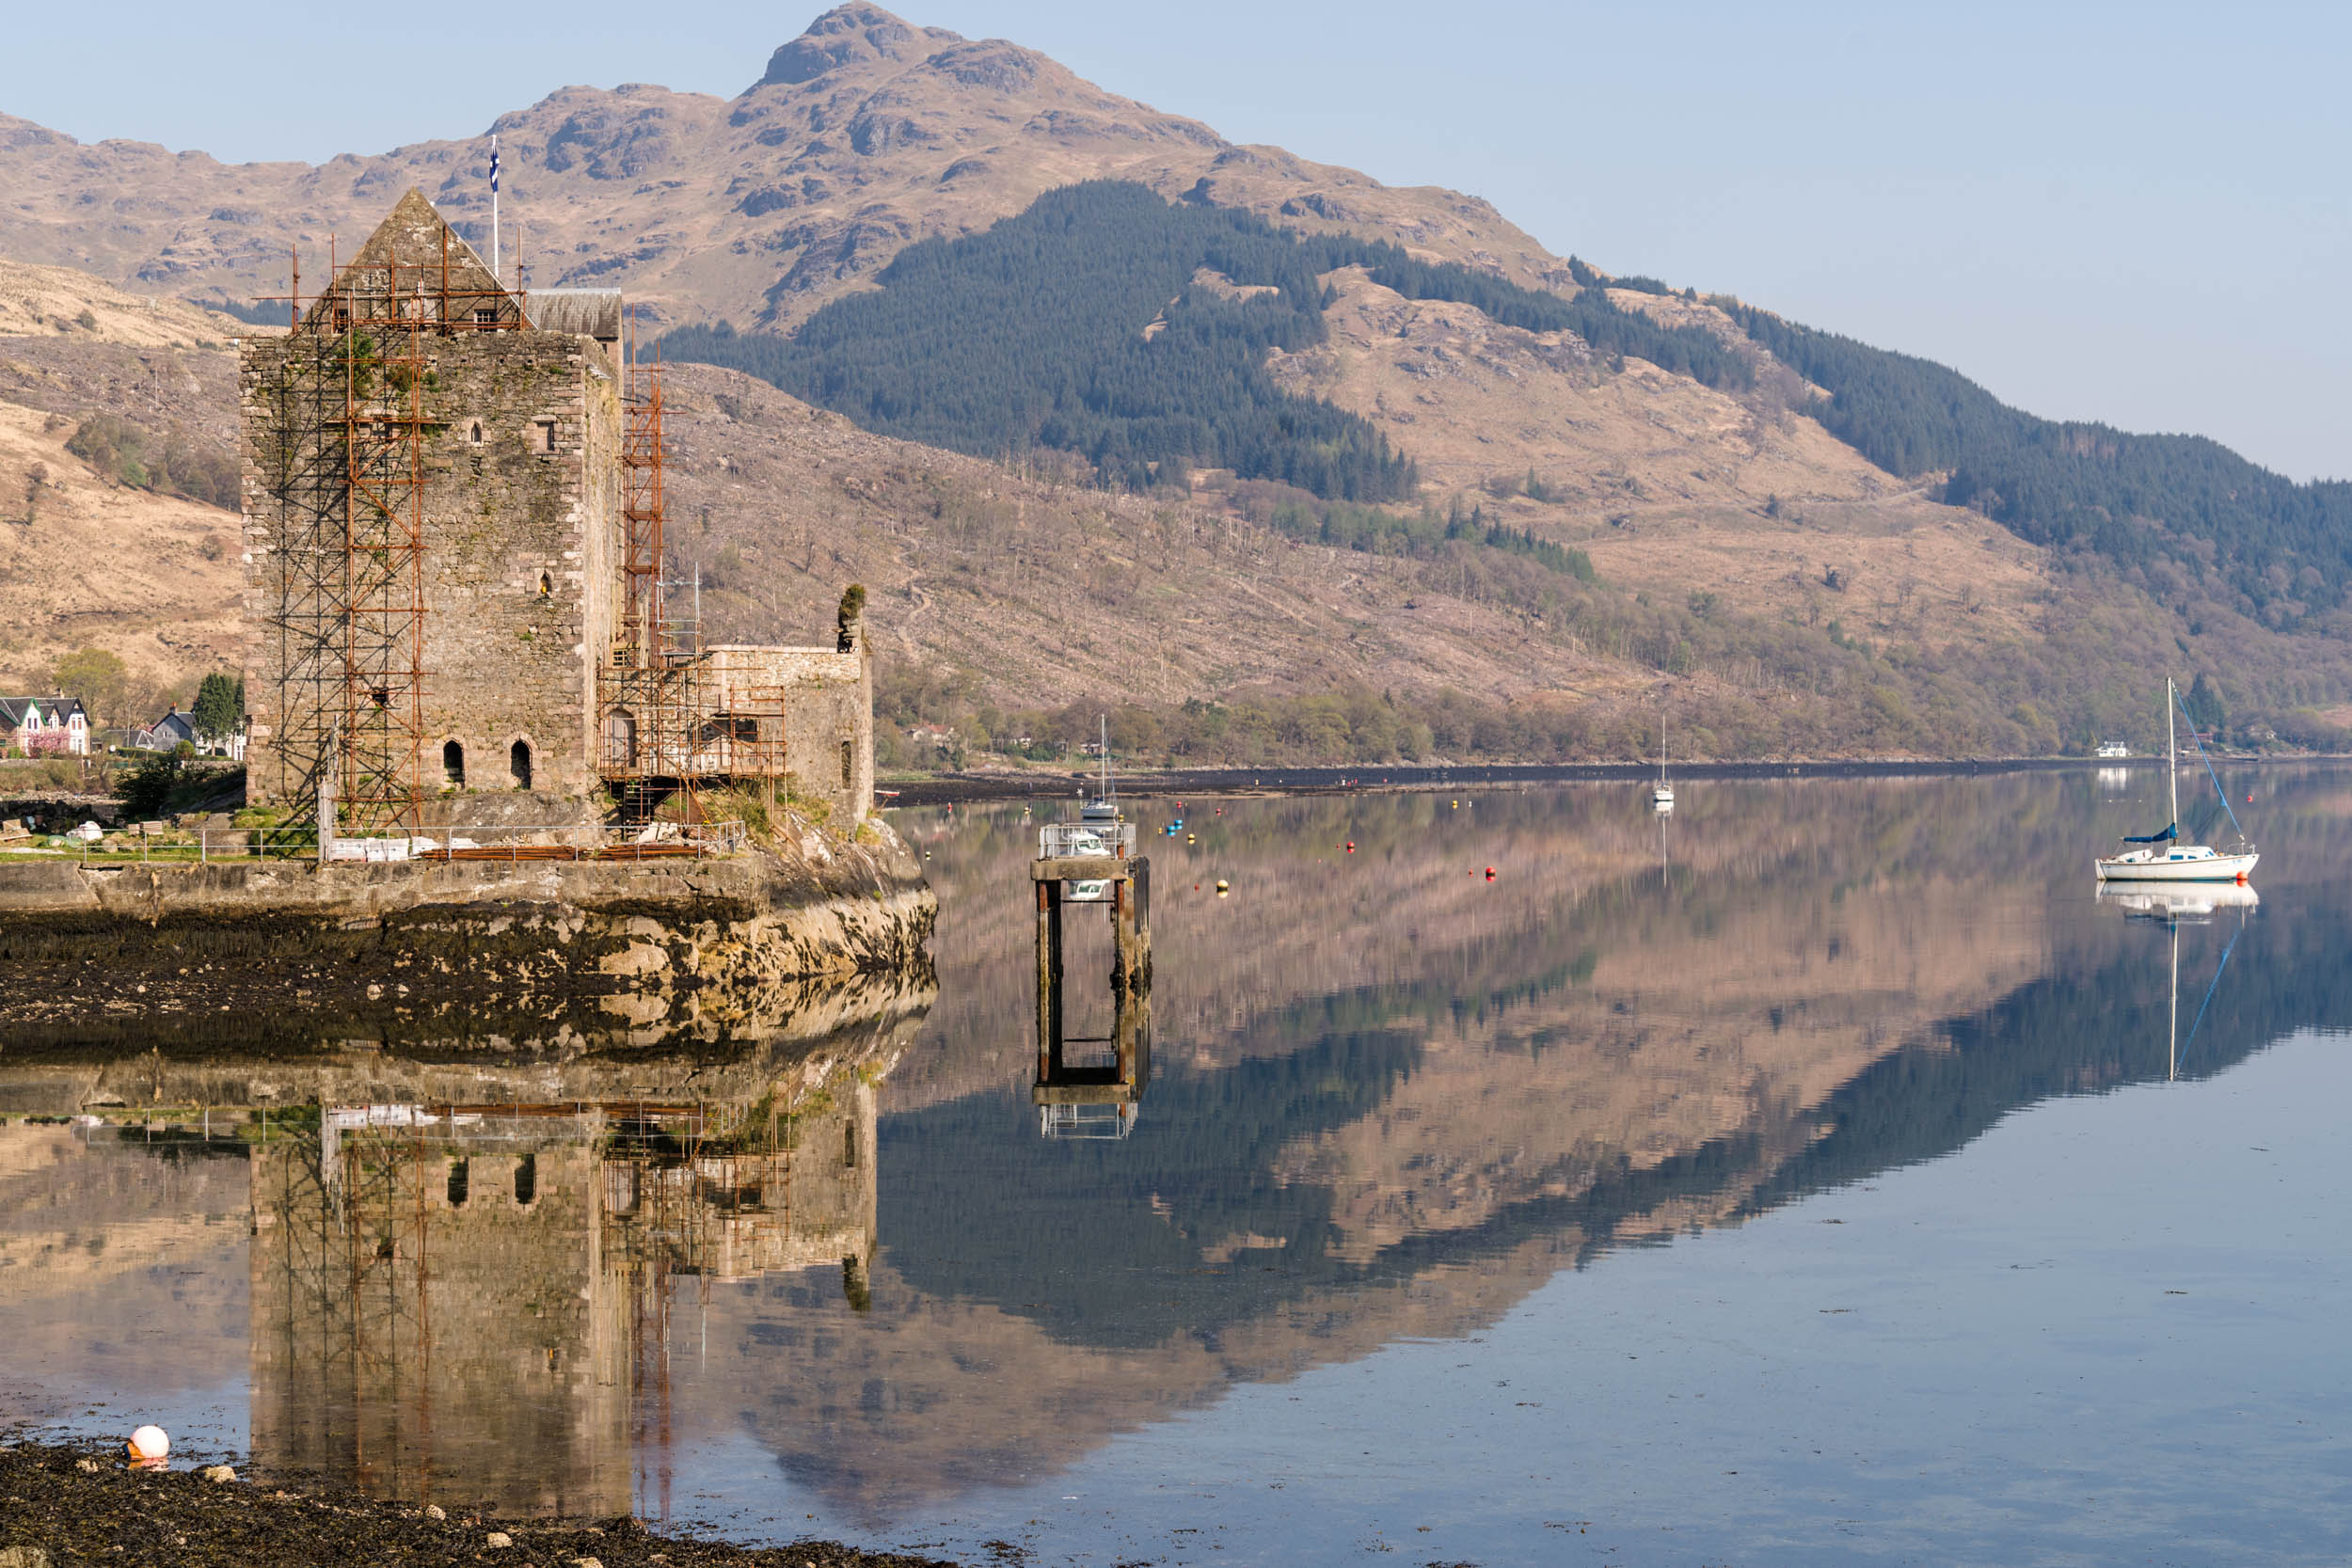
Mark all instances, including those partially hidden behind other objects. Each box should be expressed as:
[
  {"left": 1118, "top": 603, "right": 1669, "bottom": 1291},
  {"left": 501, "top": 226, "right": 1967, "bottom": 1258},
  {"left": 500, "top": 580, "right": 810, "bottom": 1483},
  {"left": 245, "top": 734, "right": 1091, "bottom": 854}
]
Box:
[
  {"left": 1485, "top": 866, "right": 1496, "bottom": 881},
  {"left": 1345, "top": 841, "right": 1356, "bottom": 853}
]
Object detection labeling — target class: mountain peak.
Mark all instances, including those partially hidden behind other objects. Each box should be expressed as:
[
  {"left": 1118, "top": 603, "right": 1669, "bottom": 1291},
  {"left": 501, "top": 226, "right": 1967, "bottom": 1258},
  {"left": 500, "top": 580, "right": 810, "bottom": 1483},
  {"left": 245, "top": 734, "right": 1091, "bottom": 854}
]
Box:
[{"left": 753, "top": 4, "right": 960, "bottom": 89}]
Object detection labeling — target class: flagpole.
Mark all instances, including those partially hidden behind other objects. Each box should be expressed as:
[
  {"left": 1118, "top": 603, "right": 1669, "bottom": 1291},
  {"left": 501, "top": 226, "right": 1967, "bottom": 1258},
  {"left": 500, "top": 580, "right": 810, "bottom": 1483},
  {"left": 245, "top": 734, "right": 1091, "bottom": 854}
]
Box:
[{"left": 490, "top": 134, "right": 501, "bottom": 286}]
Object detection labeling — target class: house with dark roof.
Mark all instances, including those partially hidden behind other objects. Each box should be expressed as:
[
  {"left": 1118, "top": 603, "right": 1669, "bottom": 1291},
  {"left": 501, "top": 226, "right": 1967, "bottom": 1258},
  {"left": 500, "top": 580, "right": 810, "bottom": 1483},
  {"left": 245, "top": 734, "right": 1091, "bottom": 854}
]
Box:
[
  {"left": 133, "top": 707, "right": 201, "bottom": 752},
  {"left": 128, "top": 706, "right": 242, "bottom": 759},
  {"left": 0, "top": 695, "right": 90, "bottom": 755}
]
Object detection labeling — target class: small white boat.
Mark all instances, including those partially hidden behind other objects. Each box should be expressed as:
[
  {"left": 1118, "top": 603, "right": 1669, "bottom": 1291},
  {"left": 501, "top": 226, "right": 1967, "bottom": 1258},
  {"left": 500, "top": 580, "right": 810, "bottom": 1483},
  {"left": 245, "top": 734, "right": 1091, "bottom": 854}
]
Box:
[
  {"left": 2095, "top": 677, "right": 2256, "bottom": 883},
  {"left": 1061, "top": 717, "right": 1126, "bottom": 901}
]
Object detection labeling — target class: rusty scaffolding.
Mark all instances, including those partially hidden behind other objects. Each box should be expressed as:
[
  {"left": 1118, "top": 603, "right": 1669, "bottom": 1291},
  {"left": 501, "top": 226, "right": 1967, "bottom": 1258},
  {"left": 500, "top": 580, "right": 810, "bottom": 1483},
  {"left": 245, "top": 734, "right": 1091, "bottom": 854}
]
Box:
[
  {"left": 598, "top": 327, "right": 723, "bottom": 823},
  {"left": 262, "top": 233, "right": 525, "bottom": 831}
]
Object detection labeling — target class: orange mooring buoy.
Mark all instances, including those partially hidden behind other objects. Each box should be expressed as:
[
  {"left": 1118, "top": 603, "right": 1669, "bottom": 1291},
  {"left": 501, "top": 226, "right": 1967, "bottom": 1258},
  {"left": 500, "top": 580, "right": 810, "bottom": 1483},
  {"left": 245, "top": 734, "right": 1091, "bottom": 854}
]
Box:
[
  {"left": 1345, "top": 841, "right": 1355, "bottom": 853},
  {"left": 1485, "top": 866, "right": 1496, "bottom": 881}
]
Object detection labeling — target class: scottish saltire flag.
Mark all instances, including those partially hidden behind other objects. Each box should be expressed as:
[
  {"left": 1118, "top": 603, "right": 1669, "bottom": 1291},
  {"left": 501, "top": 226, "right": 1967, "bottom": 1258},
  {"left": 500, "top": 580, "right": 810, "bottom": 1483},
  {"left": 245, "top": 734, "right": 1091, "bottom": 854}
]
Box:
[{"left": 490, "top": 135, "right": 500, "bottom": 194}]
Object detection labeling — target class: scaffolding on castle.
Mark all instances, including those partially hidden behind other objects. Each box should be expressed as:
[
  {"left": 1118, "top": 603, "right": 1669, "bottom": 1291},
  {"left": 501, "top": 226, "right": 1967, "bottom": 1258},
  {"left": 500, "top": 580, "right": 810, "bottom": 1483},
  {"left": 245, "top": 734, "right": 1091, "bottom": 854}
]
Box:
[
  {"left": 596, "top": 335, "right": 800, "bottom": 823},
  {"left": 262, "top": 232, "right": 526, "bottom": 832}
]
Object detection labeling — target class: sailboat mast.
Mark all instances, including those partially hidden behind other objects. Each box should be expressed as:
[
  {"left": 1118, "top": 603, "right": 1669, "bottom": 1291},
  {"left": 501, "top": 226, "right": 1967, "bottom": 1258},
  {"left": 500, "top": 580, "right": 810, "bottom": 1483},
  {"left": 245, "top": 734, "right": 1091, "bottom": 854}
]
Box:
[{"left": 2167, "top": 676, "right": 2180, "bottom": 840}]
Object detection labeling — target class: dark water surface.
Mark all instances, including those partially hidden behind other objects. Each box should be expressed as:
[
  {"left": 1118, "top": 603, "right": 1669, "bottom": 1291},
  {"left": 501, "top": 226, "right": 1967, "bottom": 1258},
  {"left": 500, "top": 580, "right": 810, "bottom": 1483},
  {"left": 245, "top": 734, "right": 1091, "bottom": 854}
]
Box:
[{"left": 5, "top": 771, "right": 2349, "bottom": 1564}]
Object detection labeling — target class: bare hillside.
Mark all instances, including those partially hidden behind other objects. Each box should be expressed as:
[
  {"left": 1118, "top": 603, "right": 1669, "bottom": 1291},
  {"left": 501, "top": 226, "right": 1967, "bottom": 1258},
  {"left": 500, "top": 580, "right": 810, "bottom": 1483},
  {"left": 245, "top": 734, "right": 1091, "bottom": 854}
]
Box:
[
  {"left": 0, "top": 5, "right": 1559, "bottom": 334},
  {"left": 0, "top": 322, "right": 246, "bottom": 712}
]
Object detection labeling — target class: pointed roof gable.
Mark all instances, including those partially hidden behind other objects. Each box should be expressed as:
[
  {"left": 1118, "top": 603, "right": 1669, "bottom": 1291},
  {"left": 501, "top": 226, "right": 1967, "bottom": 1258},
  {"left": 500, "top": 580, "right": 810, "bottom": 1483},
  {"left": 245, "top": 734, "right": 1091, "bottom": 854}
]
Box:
[{"left": 300, "top": 188, "right": 525, "bottom": 334}]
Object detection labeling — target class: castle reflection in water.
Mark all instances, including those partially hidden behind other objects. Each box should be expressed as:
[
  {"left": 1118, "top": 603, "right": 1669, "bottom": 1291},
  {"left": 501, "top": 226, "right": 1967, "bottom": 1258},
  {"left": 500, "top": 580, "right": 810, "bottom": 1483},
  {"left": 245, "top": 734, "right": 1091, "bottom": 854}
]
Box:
[
  {"left": 250, "top": 1092, "right": 885, "bottom": 1517},
  {"left": 0, "top": 969, "right": 933, "bottom": 1517}
]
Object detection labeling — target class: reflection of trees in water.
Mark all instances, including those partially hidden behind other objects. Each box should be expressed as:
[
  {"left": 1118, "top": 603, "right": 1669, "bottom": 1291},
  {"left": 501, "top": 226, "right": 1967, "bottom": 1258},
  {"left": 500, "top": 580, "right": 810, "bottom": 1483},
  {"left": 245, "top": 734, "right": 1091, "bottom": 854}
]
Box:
[
  {"left": 887, "top": 773, "right": 2352, "bottom": 1353},
  {"left": 704, "top": 784, "right": 2352, "bottom": 1513}
]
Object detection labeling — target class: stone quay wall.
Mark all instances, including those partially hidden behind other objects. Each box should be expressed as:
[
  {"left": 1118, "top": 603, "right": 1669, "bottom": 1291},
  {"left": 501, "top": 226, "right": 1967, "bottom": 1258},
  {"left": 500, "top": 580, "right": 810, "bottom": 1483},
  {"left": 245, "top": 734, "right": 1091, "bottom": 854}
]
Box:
[{"left": 0, "top": 823, "right": 934, "bottom": 1053}]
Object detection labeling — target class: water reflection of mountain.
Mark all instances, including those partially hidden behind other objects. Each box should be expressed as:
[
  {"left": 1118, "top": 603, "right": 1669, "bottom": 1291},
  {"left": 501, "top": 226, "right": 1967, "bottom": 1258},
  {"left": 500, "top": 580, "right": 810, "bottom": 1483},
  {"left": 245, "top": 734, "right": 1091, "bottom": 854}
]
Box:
[
  {"left": 10, "top": 774, "right": 2351, "bottom": 1526},
  {"left": 722, "top": 777, "right": 2344, "bottom": 1512}
]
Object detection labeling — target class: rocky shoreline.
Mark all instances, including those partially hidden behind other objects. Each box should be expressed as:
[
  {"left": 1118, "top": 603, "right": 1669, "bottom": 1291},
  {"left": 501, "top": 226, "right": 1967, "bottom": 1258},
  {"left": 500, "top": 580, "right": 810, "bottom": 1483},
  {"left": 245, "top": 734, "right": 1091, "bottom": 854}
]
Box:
[
  {"left": 0, "top": 821, "right": 934, "bottom": 1053},
  {"left": 0, "top": 1442, "right": 960, "bottom": 1568}
]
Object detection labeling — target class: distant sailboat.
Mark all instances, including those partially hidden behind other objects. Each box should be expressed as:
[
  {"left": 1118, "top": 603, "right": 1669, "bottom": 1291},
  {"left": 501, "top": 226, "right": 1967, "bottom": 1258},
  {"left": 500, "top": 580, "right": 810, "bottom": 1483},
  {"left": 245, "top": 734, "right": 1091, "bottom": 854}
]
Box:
[
  {"left": 2094, "top": 677, "right": 2257, "bottom": 882},
  {"left": 1057, "top": 716, "right": 1126, "bottom": 903},
  {"left": 1651, "top": 708, "right": 1674, "bottom": 811},
  {"left": 1080, "top": 715, "right": 1120, "bottom": 826}
]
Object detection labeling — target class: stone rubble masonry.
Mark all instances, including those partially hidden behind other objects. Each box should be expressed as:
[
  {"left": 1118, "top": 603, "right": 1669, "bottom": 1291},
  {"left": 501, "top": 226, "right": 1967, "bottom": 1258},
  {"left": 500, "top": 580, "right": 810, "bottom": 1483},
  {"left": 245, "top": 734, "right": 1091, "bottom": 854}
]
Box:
[
  {"left": 237, "top": 190, "right": 872, "bottom": 826},
  {"left": 706, "top": 626, "right": 876, "bottom": 825}
]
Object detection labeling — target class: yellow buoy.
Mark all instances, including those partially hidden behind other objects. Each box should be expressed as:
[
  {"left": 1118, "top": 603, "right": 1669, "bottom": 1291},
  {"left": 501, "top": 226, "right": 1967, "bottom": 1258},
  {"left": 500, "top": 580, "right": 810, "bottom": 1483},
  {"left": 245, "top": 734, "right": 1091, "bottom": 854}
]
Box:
[{"left": 1216, "top": 879, "right": 1230, "bottom": 896}]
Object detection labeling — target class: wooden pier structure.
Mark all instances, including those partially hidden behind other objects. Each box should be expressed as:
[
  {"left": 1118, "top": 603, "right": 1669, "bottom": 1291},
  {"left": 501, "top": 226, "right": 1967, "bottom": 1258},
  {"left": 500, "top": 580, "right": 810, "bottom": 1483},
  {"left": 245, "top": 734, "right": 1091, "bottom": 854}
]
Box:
[{"left": 1032, "top": 824, "right": 1152, "bottom": 1136}]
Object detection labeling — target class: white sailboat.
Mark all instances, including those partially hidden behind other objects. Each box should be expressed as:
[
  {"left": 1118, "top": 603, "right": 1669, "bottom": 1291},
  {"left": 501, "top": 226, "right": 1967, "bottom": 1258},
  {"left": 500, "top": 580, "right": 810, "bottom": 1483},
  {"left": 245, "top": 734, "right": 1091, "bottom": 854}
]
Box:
[
  {"left": 2094, "top": 677, "right": 2257, "bottom": 882},
  {"left": 1056, "top": 716, "right": 1128, "bottom": 902},
  {"left": 1650, "top": 708, "right": 1674, "bottom": 811}
]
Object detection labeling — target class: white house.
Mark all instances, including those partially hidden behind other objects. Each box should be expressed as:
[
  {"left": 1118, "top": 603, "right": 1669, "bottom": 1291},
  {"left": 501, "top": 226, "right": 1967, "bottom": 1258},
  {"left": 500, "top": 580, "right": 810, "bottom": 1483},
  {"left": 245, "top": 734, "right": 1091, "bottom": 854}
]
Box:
[{"left": 0, "top": 695, "right": 90, "bottom": 756}]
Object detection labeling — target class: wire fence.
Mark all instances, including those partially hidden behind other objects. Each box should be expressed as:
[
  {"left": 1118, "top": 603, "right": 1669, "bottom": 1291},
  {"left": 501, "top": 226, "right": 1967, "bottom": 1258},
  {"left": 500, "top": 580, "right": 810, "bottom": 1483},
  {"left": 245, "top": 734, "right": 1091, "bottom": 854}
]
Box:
[{"left": 8, "top": 816, "right": 749, "bottom": 866}]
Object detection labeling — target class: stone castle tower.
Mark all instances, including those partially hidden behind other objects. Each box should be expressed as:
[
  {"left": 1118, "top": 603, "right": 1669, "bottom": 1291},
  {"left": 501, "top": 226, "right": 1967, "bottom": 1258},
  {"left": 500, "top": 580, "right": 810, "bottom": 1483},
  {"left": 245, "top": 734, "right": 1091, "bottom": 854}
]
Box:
[{"left": 238, "top": 190, "right": 872, "bottom": 831}]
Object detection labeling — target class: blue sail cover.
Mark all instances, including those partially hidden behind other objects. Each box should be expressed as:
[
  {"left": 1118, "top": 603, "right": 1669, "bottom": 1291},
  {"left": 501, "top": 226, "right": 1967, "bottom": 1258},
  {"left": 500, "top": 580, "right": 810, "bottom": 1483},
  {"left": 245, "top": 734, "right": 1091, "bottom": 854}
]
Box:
[{"left": 2123, "top": 822, "right": 2179, "bottom": 845}]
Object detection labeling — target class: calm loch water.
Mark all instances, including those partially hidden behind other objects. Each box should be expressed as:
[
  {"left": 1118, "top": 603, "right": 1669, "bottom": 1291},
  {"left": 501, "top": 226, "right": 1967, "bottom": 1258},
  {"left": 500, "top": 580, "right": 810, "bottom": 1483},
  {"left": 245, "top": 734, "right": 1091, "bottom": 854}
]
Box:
[{"left": 4, "top": 770, "right": 2349, "bottom": 1564}]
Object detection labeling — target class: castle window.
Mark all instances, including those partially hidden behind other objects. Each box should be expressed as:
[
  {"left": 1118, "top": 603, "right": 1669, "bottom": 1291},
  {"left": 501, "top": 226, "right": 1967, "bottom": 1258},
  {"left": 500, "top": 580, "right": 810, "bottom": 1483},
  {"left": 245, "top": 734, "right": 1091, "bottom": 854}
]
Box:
[
  {"left": 442, "top": 739, "right": 465, "bottom": 787},
  {"left": 840, "top": 737, "right": 853, "bottom": 788},
  {"left": 510, "top": 738, "right": 533, "bottom": 789},
  {"left": 446, "top": 1158, "right": 469, "bottom": 1208},
  {"left": 514, "top": 1153, "right": 536, "bottom": 1207},
  {"left": 535, "top": 420, "right": 557, "bottom": 452},
  {"left": 604, "top": 711, "right": 637, "bottom": 768},
  {"left": 539, "top": 571, "right": 553, "bottom": 598},
  {"left": 468, "top": 420, "right": 484, "bottom": 444},
  {"left": 473, "top": 308, "right": 496, "bottom": 326},
  {"left": 843, "top": 1122, "right": 858, "bottom": 1169}
]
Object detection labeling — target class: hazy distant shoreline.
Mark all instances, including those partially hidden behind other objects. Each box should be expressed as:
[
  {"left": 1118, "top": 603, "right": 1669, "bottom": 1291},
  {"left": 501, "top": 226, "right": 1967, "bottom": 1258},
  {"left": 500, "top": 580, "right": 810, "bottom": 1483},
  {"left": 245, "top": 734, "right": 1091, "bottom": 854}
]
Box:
[{"left": 882, "top": 752, "right": 2343, "bottom": 806}]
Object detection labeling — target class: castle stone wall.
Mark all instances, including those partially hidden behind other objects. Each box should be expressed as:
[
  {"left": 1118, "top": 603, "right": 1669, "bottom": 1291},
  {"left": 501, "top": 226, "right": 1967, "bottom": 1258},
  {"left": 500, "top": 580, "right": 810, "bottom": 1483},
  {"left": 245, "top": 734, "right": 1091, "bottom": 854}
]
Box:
[{"left": 240, "top": 327, "right": 619, "bottom": 815}]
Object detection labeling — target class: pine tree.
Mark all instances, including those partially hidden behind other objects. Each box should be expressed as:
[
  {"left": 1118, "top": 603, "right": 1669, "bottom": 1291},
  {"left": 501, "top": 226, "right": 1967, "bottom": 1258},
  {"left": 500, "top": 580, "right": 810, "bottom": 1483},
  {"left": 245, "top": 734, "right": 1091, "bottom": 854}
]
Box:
[{"left": 190, "top": 673, "right": 241, "bottom": 744}]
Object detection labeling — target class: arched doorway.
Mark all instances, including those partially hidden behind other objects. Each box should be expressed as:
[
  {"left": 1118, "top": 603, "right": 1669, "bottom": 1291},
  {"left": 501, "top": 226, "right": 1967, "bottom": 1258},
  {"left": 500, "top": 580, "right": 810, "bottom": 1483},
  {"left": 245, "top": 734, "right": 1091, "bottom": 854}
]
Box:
[
  {"left": 509, "top": 738, "right": 532, "bottom": 789},
  {"left": 441, "top": 739, "right": 465, "bottom": 787}
]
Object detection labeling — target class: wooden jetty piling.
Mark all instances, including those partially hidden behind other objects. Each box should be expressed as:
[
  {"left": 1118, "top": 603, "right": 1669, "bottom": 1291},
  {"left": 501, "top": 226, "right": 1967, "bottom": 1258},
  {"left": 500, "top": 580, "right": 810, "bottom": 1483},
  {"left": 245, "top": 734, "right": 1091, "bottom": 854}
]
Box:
[{"left": 1030, "top": 831, "right": 1152, "bottom": 1135}]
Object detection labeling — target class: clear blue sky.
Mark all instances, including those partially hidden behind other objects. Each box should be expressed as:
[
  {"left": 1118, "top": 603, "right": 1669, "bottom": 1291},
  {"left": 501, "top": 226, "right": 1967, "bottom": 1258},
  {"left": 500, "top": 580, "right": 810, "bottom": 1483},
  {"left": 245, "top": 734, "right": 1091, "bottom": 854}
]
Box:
[{"left": 4, "top": 1, "right": 2343, "bottom": 480}]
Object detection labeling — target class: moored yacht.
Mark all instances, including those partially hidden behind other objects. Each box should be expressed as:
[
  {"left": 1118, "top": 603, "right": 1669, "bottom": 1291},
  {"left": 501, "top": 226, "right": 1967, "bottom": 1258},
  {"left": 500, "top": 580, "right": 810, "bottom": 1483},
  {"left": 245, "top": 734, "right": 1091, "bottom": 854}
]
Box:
[{"left": 2095, "top": 678, "right": 2257, "bottom": 883}]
